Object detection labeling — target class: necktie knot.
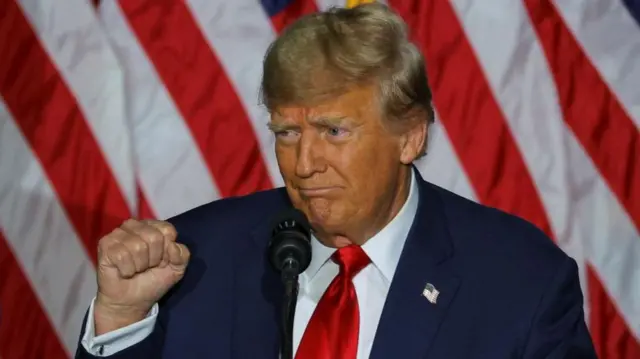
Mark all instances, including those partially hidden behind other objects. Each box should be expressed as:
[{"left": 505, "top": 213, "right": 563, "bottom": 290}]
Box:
[{"left": 332, "top": 245, "right": 370, "bottom": 278}]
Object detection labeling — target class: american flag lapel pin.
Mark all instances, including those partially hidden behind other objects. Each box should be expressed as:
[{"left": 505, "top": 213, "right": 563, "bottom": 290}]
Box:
[{"left": 422, "top": 283, "right": 439, "bottom": 304}]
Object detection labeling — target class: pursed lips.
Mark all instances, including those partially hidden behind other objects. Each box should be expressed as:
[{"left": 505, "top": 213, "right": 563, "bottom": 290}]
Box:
[{"left": 297, "top": 186, "right": 341, "bottom": 197}]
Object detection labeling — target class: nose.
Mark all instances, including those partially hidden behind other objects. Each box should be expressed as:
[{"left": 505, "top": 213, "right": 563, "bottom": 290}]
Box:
[{"left": 295, "top": 131, "right": 326, "bottom": 178}]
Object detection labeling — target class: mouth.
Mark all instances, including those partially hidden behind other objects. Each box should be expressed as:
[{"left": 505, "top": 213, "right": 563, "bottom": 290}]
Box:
[{"left": 297, "top": 186, "right": 341, "bottom": 197}]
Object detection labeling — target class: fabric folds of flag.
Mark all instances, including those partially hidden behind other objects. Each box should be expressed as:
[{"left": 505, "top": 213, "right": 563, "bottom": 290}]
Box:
[{"left": 0, "top": 0, "right": 638, "bottom": 358}]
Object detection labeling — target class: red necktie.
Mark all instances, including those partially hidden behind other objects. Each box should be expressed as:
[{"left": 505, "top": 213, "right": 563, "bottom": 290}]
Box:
[{"left": 295, "top": 245, "right": 371, "bottom": 359}]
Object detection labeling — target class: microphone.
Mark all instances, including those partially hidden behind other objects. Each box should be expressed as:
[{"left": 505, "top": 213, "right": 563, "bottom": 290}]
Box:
[
  {"left": 268, "top": 208, "right": 312, "bottom": 359},
  {"left": 269, "top": 208, "right": 312, "bottom": 282}
]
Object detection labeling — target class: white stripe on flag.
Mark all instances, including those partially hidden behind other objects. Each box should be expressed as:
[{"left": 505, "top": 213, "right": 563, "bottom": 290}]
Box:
[
  {"left": 18, "top": 0, "right": 138, "bottom": 214},
  {"left": 554, "top": 0, "right": 640, "bottom": 128},
  {"left": 185, "top": 0, "right": 284, "bottom": 187},
  {"left": 0, "top": 96, "right": 97, "bottom": 356},
  {"left": 315, "top": 0, "right": 344, "bottom": 9},
  {"left": 448, "top": 0, "right": 591, "bottom": 297},
  {"left": 414, "top": 116, "right": 477, "bottom": 203},
  {"left": 99, "top": 1, "right": 221, "bottom": 219},
  {"left": 450, "top": 0, "right": 640, "bottom": 336}
]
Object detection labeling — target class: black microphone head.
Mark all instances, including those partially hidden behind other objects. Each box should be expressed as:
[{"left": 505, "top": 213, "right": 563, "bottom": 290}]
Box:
[{"left": 268, "top": 208, "right": 312, "bottom": 276}]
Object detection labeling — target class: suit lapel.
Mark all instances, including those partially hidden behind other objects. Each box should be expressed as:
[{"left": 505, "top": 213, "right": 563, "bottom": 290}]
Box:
[
  {"left": 369, "top": 180, "right": 462, "bottom": 359},
  {"left": 231, "top": 192, "right": 291, "bottom": 359},
  {"left": 230, "top": 239, "right": 283, "bottom": 359}
]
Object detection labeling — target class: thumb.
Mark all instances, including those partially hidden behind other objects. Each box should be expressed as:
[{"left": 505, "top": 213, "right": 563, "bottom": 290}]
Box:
[{"left": 167, "top": 242, "right": 190, "bottom": 272}]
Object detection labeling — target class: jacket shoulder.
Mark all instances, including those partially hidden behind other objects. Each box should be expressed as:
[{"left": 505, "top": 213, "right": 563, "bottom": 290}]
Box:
[
  {"left": 166, "top": 187, "right": 290, "bottom": 249},
  {"left": 428, "top": 182, "right": 573, "bottom": 281}
]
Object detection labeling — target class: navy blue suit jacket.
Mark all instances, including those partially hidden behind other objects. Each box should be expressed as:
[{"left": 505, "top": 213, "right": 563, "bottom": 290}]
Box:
[{"left": 75, "top": 174, "right": 597, "bottom": 358}]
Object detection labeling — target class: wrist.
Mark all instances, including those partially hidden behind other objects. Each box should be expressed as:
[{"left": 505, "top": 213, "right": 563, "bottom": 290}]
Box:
[{"left": 93, "top": 297, "right": 151, "bottom": 336}]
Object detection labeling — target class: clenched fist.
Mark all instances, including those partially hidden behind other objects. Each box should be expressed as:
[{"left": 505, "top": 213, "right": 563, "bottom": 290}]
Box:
[{"left": 93, "top": 219, "right": 190, "bottom": 335}]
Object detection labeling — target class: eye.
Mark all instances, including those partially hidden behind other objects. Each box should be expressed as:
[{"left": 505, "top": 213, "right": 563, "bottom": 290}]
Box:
[
  {"left": 274, "top": 129, "right": 300, "bottom": 144},
  {"left": 274, "top": 129, "right": 298, "bottom": 137},
  {"left": 327, "top": 126, "right": 347, "bottom": 137}
]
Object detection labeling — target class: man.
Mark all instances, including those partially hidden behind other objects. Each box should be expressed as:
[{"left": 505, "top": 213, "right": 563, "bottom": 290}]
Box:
[{"left": 75, "top": 3, "right": 597, "bottom": 359}]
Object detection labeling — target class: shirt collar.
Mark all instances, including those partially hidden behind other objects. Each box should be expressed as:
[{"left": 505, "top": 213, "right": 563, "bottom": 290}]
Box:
[{"left": 303, "top": 169, "right": 420, "bottom": 283}]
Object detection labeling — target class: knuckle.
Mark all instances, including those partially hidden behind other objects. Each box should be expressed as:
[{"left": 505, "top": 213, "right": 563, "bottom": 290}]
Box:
[
  {"left": 97, "top": 235, "right": 111, "bottom": 250},
  {"left": 145, "top": 228, "right": 164, "bottom": 245},
  {"left": 111, "top": 227, "right": 128, "bottom": 237},
  {"left": 149, "top": 220, "right": 177, "bottom": 239},
  {"left": 136, "top": 231, "right": 163, "bottom": 254},
  {"left": 130, "top": 239, "right": 149, "bottom": 254},
  {"left": 121, "top": 218, "right": 140, "bottom": 229},
  {"left": 106, "top": 227, "right": 126, "bottom": 240},
  {"left": 112, "top": 247, "right": 130, "bottom": 264},
  {"left": 163, "top": 222, "right": 178, "bottom": 238},
  {"left": 98, "top": 229, "right": 124, "bottom": 250},
  {"left": 162, "top": 242, "right": 172, "bottom": 255}
]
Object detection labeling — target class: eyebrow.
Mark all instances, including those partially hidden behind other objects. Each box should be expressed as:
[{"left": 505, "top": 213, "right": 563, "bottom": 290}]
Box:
[
  {"left": 266, "top": 122, "right": 297, "bottom": 132},
  {"left": 309, "top": 115, "right": 350, "bottom": 127},
  {"left": 266, "top": 115, "right": 354, "bottom": 132}
]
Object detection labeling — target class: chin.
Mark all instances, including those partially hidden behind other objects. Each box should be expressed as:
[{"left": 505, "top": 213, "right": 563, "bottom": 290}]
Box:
[{"left": 300, "top": 199, "right": 347, "bottom": 233}]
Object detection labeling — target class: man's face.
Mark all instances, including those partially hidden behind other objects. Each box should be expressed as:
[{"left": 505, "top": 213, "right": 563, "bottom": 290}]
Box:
[{"left": 269, "top": 85, "right": 423, "bottom": 246}]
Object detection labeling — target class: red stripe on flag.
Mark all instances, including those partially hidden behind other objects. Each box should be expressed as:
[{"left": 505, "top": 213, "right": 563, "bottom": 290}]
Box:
[
  {"left": 388, "top": 0, "right": 552, "bottom": 234},
  {"left": 137, "top": 184, "right": 156, "bottom": 219},
  {"left": 524, "top": 0, "right": 639, "bottom": 232},
  {"left": 523, "top": 4, "right": 640, "bottom": 356},
  {"left": 588, "top": 266, "right": 640, "bottom": 359},
  {"left": 119, "top": 0, "right": 273, "bottom": 197},
  {"left": 0, "top": 232, "right": 68, "bottom": 359},
  {"left": 387, "top": 1, "right": 640, "bottom": 357},
  {"left": 0, "top": 0, "right": 132, "bottom": 262},
  {"left": 270, "top": 0, "right": 319, "bottom": 33}
]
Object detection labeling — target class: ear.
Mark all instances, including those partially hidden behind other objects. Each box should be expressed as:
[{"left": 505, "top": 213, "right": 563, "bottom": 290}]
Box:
[{"left": 399, "top": 117, "right": 427, "bottom": 164}]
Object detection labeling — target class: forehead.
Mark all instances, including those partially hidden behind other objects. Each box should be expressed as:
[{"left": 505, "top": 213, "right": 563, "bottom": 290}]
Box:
[{"left": 272, "top": 85, "right": 379, "bottom": 121}]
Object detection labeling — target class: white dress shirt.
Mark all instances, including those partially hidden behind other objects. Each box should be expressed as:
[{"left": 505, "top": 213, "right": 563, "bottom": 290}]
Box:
[{"left": 82, "top": 171, "right": 419, "bottom": 357}]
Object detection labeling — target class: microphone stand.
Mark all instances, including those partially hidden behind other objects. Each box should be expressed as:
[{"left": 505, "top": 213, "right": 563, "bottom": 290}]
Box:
[{"left": 280, "top": 258, "right": 300, "bottom": 359}]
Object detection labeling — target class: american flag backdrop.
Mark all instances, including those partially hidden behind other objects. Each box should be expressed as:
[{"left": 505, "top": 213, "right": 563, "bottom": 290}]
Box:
[{"left": 0, "top": 0, "right": 638, "bottom": 358}]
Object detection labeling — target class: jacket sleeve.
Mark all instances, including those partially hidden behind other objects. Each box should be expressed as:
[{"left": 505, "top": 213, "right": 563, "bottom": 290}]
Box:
[
  {"left": 74, "top": 302, "right": 166, "bottom": 359},
  {"left": 522, "top": 256, "right": 598, "bottom": 358}
]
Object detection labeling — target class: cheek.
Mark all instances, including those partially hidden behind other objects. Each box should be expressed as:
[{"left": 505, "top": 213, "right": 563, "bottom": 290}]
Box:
[
  {"left": 337, "top": 143, "right": 399, "bottom": 199},
  {"left": 332, "top": 144, "right": 384, "bottom": 186}
]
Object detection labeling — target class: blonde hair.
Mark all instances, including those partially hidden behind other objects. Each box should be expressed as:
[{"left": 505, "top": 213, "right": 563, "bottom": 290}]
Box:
[{"left": 260, "top": 2, "right": 434, "bottom": 131}]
